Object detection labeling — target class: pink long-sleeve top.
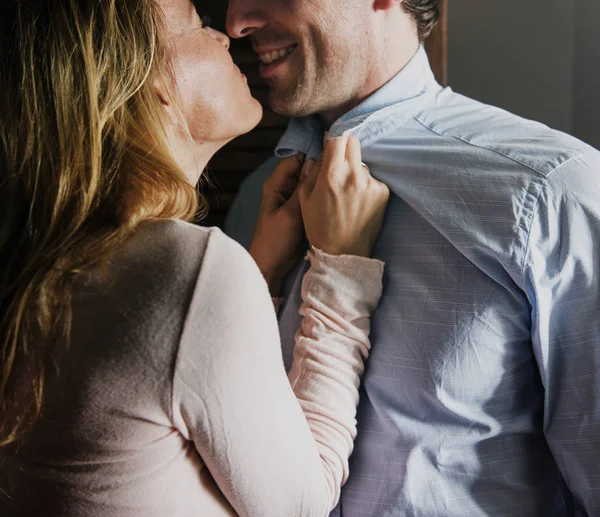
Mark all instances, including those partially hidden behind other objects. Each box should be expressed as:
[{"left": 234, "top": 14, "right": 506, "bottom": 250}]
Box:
[{"left": 0, "top": 219, "right": 384, "bottom": 517}]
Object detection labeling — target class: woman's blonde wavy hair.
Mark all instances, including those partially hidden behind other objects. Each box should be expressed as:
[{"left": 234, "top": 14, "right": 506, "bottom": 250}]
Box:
[{"left": 0, "top": 0, "right": 205, "bottom": 447}]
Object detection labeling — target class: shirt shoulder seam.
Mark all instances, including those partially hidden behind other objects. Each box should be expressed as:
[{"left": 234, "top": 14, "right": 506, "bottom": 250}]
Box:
[
  {"left": 519, "top": 153, "right": 587, "bottom": 285},
  {"left": 412, "top": 114, "right": 575, "bottom": 177}
]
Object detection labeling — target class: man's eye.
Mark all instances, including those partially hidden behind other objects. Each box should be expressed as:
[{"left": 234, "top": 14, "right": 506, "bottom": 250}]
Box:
[{"left": 200, "top": 15, "right": 212, "bottom": 29}]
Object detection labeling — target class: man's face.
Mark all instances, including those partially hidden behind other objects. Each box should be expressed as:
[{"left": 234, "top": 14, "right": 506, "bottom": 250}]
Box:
[{"left": 226, "top": 0, "right": 375, "bottom": 118}]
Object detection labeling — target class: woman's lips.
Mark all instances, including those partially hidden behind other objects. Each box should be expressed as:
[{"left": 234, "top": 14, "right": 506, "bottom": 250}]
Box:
[{"left": 235, "top": 65, "right": 248, "bottom": 83}]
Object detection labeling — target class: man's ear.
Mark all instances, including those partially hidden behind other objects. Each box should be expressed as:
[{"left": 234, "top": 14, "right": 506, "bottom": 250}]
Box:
[{"left": 373, "top": 0, "right": 401, "bottom": 12}]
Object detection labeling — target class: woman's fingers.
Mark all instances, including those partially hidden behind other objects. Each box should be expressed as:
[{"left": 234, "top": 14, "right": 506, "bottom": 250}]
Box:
[
  {"left": 299, "top": 159, "right": 318, "bottom": 201},
  {"left": 262, "top": 153, "right": 304, "bottom": 210},
  {"left": 249, "top": 153, "right": 308, "bottom": 296},
  {"left": 270, "top": 154, "right": 304, "bottom": 187},
  {"left": 300, "top": 132, "right": 362, "bottom": 204},
  {"left": 345, "top": 134, "right": 362, "bottom": 167},
  {"left": 283, "top": 183, "right": 302, "bottom": 219},
  {"left": 320, "top": 133, "right": 350, "bottom": 184},
  {"left": 298, "top": 132, "right": 390, "bottom": 258},
  {"left": 300, "top": 158, "right": 314, "bottom": 182}
]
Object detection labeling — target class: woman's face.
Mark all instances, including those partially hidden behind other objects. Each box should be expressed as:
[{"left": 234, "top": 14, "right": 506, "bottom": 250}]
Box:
[{"left": 159, "top": 0, "right": 262, "bottom": 164}]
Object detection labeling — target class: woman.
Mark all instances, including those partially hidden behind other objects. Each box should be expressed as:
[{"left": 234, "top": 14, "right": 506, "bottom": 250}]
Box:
[{"left": 0, "top": 0, "right": 389, "bottom": 516}]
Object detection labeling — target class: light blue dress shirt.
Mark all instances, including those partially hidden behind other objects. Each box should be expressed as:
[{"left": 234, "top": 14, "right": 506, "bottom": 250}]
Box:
[{"left": 225, "top": 46, "right": 600, "bottom": 517}]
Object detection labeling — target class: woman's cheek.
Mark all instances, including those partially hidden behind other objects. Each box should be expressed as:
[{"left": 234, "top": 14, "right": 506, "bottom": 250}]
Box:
[
  {"left": 176, "top": 48, "right": 260, "bottom": 141},
  {"left": 177, "top": 58, "right": 228, "bottom": 138}
]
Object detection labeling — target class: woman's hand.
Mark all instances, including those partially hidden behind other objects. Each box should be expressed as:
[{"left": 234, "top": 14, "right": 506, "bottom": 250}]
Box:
[
  {"left": 299, "top": 133, "right": 389, "bottom": 258},
  {"left": 249, "top": 154, "right": 306, "bottom": 297}
]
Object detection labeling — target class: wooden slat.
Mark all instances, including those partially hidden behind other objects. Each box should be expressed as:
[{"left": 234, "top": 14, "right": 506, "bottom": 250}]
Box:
[
  {"left": 204, "top": 170, "right": 256, "bottom": 190},
  {"left": 198, "top": 1, "right": 448, "bottom": 228},
  {"left": 256, "top": 110, "right": 289, "bottom": 129},
  {"left": 209, "top": 151, "right": 272, "bottom": 173},
  {"left": 202, "top": 189, "right": 239, "bottom": 209},
  {"left": 224, "top": 128, "right": 287, "bottom": 151}
]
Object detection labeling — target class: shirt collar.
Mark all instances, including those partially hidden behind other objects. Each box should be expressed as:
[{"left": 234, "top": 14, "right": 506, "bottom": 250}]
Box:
[{"left": 275, "top": 45, "right": 437, "bottom": 159}]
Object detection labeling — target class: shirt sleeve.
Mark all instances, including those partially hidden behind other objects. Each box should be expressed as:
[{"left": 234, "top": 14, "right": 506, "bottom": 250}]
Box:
[
  {"left": 523, "top": 152, "right": 600, "bottom": 515},
  {"left": 171, "top": 229, "right": 384, "bottom": 517}
]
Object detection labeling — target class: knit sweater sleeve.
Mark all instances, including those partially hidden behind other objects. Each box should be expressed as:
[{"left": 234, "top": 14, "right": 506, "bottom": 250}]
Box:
[{"left": 172, "top": 228, "right": 384, "bottom": 517}]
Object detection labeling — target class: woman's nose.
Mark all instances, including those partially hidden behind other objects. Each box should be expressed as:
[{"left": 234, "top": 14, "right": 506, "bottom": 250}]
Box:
[{"left": 211, "top": 28, "right": 231, "bottom": 50}]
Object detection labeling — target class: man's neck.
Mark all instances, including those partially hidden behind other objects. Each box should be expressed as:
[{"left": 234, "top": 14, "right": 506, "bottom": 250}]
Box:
[{"left": 320, "top": 36, "right": 420, "bottom": 128}]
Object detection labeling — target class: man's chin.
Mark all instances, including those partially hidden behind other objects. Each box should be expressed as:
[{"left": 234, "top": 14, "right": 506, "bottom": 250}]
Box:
[{"left": 268, "top": 89, "right": 315, "bottom": 118}]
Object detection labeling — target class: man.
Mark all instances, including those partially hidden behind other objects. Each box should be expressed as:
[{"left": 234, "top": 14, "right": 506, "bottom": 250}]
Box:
[{"left": 224, "top": 1, "right": 600, "bottom": 515}]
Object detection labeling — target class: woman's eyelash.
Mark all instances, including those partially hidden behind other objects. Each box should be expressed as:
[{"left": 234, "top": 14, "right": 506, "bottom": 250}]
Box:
[{"left": 201, "top": 15, "right": 212, "bottom": 29}]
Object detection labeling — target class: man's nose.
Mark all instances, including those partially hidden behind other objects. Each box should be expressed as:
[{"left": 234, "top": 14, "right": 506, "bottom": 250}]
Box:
[{"left": 226, "top": 0, "right": 266, "bottom": 39}]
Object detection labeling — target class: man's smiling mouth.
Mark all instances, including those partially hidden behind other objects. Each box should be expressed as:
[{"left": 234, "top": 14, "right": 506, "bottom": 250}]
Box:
[{"left": 258, "top": 44, "right": 297, "bottom": 65}]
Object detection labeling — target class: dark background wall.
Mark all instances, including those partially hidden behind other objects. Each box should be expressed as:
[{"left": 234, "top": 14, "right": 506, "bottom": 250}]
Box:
[{"left": 448, "top": 0, "right": 600, "bottom": 150}]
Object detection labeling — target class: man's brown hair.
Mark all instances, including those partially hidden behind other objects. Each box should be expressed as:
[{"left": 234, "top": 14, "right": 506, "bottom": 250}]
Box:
[{"left": 402, "top": 0, "right": 440, "bottom": 41}]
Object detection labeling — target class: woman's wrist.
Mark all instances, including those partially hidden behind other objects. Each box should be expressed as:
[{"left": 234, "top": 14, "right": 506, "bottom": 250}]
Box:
[
  {"left": 249, "top": 249, "right": 284, "bottom": 297},
  {"left": 302, "top": 246, "right": 385, "bottom": 318},
  {"left": 262, "top": 270, "right": 284, "bottom": 298}
]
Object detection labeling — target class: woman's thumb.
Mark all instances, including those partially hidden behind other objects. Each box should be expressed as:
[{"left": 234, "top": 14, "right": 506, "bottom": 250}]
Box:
[
  {"left": 273, "top": 153, "right": 304, "bottom": 184},
  {"left": 283, "top": 185, "right": 302, "bottom": 219}
]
